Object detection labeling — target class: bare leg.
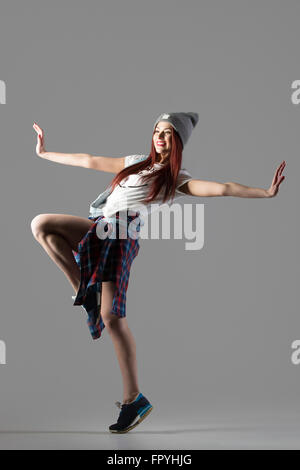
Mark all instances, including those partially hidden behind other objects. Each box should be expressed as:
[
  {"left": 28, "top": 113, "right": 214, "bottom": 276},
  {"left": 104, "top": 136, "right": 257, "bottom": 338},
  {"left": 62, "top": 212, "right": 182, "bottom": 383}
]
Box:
[
  {"left": 35, "top": 232, "right": 81, "bottom": 293},
  {"left": 31, "top": 213, "right": 94, "bottom": 294},
  {"left": 108, "top": 320, "right": 140, "bottom": 404},
  {"left": 101, "top": 282, "right": 140, "bottom": 404},
  {"left": 31, "top": 214, "right": 141, "bottom": 403}
]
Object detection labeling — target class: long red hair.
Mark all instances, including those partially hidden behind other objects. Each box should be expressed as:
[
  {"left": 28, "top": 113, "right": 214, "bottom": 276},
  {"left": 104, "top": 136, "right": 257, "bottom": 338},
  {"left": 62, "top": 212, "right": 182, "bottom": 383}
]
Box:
[{"left": 109, "top": 126, "right": 184, "bottom": 205}]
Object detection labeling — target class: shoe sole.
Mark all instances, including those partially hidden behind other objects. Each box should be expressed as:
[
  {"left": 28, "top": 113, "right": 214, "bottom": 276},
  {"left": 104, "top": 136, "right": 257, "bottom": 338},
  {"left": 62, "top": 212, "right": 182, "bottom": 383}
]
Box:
[{"left": 109, "top": 405, "right": 153, "bottom": 433}]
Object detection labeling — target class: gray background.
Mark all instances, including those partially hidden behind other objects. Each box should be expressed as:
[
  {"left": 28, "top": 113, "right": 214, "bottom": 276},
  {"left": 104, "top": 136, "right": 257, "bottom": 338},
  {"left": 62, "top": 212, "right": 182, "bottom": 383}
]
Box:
[{"left": 0, "top": 0, "right": 299, "bottom": 449}]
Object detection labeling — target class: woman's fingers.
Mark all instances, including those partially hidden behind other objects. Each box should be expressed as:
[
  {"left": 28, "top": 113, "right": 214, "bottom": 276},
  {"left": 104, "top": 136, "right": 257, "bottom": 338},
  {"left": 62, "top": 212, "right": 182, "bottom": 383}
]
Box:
[
  {"left": 278, "top": 160, "right": 285, "bottom": 175},
  {"left": 277, "top": 162, "right": 286, "bottom": 184},
  {"left": 273, "top": 175, "right": 285, "bottom": 196},
  {"left": 33, "top": 122, "right": 44, "bottom": 137},
  {"left": 33, "top": 122, "right": 45, "bottom": 154},
  {"left": 272, "top": 161, "right": 286, "bottom": 186},
  {"left": 276, "top": 161, "right": 284, "bottom": 177},
  {"left": 272, "top": 166, "right": 280, "bottom": 186}
]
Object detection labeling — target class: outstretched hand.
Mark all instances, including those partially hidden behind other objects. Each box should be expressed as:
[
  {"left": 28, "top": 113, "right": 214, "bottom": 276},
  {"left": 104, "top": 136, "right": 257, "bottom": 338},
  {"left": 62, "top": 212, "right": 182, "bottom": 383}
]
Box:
[
  {"left": 266, "top": 160, "right": 286, "bottom": 197},
  {"left": 33, "top": 122, "right": 46, "bottom": 157}
]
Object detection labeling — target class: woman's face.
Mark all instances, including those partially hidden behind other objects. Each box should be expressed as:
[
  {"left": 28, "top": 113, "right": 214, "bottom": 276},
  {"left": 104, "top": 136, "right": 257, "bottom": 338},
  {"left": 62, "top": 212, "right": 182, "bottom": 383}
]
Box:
[{"left": 153, "top": 121, "right": 173, "bottom": 160}]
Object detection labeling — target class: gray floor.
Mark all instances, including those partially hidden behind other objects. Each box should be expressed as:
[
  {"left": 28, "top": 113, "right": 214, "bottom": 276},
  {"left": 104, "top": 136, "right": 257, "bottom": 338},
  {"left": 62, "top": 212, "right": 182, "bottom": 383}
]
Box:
[{"left": 1, "top": 417, "right": 299, "bottom": 449}]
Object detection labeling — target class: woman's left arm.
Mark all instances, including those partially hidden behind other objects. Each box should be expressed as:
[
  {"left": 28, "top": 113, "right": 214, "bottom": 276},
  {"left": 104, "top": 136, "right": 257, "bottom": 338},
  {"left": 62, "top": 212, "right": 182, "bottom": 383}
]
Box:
[
  {"left": 224, "top": 160, "right": 286, "bottom": 198},
  {"left": 182, "top": 161, "right": 286, "bottom": 198}
]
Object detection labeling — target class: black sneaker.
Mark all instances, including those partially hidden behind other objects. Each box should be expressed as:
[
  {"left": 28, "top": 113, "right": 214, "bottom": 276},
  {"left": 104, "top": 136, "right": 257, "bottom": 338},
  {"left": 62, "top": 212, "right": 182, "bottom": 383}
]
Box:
[{"left": 109, "top": 392, "right": 153, "bottom": 433}]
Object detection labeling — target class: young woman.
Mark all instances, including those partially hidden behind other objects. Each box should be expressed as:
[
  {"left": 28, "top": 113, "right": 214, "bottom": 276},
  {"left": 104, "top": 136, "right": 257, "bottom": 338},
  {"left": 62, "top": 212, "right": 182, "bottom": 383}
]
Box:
[{"left": 31, "top": 112, "right": 286, "bottom": 433}]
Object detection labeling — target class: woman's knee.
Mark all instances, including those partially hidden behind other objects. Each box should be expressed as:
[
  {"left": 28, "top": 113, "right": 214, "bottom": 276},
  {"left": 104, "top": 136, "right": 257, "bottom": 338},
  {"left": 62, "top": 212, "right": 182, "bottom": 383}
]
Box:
[
  {"left": 31, "top": 213, "right": 93, "bottom": 249},
  {"left": 30, "top": 214, "right": 52, "bottom": 240},
  {"left": 101, "top": 307, "right": 118, "bottom": 328},
  {"left": 102, "top": 311, "right": 122, "bottom": 329}
]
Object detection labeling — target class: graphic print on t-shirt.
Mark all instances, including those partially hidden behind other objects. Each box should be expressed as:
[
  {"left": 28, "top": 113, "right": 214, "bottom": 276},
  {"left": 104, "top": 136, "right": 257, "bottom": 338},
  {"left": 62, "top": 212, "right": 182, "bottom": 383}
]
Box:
[{"left": 118, "top": 163, "right": 160, "bottom": 188}]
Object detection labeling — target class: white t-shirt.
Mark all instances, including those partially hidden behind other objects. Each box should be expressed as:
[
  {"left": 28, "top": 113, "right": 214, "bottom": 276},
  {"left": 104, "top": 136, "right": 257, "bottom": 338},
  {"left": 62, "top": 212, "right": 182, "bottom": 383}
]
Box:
[{"left": 101, "top": 154, "right": 193, "bottom": 219}]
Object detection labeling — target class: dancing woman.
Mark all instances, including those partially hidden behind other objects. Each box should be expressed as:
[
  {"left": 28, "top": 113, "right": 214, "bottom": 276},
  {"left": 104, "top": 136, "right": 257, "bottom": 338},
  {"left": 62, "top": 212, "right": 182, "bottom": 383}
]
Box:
[{"left": 31, "top": 112, "right": 286, "bottom": 433}]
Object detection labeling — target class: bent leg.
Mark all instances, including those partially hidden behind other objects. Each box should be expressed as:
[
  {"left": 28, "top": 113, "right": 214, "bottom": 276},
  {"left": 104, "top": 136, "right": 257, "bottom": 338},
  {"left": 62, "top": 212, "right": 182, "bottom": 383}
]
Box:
[
  {"left": 101, "top": 281, "right": 140, "bottom": 404},
  {"left": 30, "top": 213, "right": 94, "bottom": 293}
]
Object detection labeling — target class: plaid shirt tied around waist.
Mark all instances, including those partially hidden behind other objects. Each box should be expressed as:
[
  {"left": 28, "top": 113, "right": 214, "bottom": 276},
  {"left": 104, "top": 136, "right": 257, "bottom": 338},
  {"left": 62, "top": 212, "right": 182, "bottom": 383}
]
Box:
[{"left": 72, "top": 211, "right": 142, "bottom": 340}]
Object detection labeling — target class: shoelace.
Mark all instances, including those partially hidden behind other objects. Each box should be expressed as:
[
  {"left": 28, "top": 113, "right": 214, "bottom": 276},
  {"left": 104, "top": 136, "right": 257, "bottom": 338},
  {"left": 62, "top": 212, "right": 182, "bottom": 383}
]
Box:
[
  {"left": 115, "top": 401, "right": 128, "bottom": 423},
  {"left": 115, "top": 401, "right": 131, "bottom": 411}
]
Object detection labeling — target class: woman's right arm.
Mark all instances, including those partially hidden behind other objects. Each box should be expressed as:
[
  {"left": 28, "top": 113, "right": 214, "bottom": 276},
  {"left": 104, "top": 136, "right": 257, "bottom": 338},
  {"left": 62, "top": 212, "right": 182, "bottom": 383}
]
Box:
[
  {"left": 41, "top": 151, "right": 91, "bottom": 168},
  {"left": 33, "top": 122, "right": 124, "bottom": 172}
]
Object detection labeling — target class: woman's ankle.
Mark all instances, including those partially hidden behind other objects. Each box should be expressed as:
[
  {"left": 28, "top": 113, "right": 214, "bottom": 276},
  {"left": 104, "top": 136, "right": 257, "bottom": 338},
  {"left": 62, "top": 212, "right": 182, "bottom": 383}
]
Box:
[{"left": 123, "top": 392, "right": 140, "bottom": 404}]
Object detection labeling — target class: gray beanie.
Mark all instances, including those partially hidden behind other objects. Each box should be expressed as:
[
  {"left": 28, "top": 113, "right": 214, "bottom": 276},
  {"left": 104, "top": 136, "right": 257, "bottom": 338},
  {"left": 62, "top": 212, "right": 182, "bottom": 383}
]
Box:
[{"left": 153, "top": 112, "right": 199, "bottom": 148}]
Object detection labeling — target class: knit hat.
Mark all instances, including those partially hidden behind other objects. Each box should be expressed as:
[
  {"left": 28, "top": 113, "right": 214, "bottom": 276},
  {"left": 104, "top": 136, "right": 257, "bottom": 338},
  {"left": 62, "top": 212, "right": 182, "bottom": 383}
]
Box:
[{"left": 153, "top": 112, "right": 199, "bottom": 149}]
